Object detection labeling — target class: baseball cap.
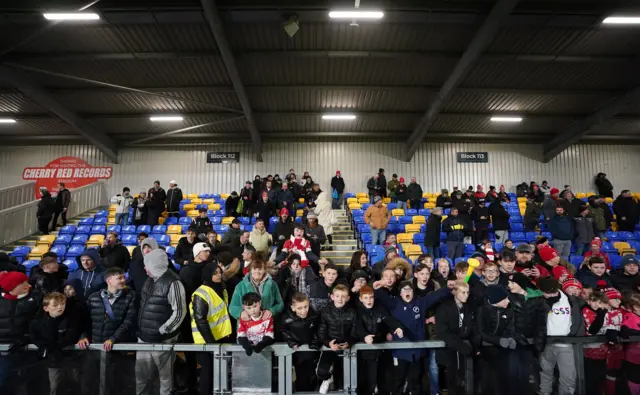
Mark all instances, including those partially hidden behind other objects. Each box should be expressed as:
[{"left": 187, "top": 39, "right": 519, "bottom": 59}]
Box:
[
  {"left": 374, "top": 196, "right": 382, "bottom": 203},
  {"left": 193, "top": 242, "right": 211, "bottom": 257},
  {"left": 231, "top": 218, "right": 241, "bottom": 225}
]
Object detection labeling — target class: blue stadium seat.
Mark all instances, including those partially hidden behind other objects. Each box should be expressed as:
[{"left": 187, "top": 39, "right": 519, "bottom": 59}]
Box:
[
  {"left": 610, "top": 255, "right": 622, "bottom": 270},
  {"left": 10, "top": 246, "right": 30, "bottom": 259},
  {"left": 455, "top": 257, "right": 466, "bottom": 265},
  {"left": 619, "top": 231, "right": 635, "bottom": 241},
  {"left": 166, "top": 246, "right": 176, "bottom": 257},
  {"left": 238, "top": 217, "right": 251, "bottom": 225},
  {"left": 76, "top": 225, "right": 91, "bottom": 235},
  {"left": 152, "top": 225, "right": 167, "bottom": 234},
  {"left": 399, "top": 216, "right": 413, "bottom": 224},
  {"left": 62, "top": 259, "right": 78, "bottom": 272},
  {"left": 196, "top": 204, "right": 208, "bottom": 210},
  {"left": 357, "top": 224, "right": 371, "bottom": 234},
  {"left": 156, "top": 234, "right": 170, "bottom": 247},
  {"left": 94, "top": 217, "right": 107, "bottom": 225},
  {"left": 211, "top": 217, "right": 222, "bottom": 225},
  {"left": 95, "top": 210, "right": 108, "bottom": 218},
  {"left": 59, "top": 225, "right": 76, "bottom": 235},
  {"left": 361, "top": 233, "right": 372, "bottom": 246},
  {"left": 121, "top": 234, "right": 137, "bottom": 246},
  {"left": 362, "top": 204, "right": 371, "bottom": 210},
  {"left": 178, "top": 217, "right": 191, "bottom": 225},
  {"left": 179, "top": 210, "right": 187, "bottom": 217},
  {"left": 293, "top": 217, "right": 301, "bottom": 224},
  {"left": 418, "top": 209, "right": 431, "bottom": 217},
  {"left": 443, "top": 209, "right": 450, "bottom": 216},
  {"left": 137, "top": 225, "right": 151, "bottom": 234},
  {"left": 413, "top": 233, "right": 425, "bottom": 244},
  {"left": 602, "top": 242, "right": 617, "bottom": 254},
  {"left": 66, "top": 245, "right": 85, "bottom": 258},
  {"left": 509, "top": 217, "right": 523, "bottom": 224},
  {"left": 21, "top": 260, "right": 39, "bottom": 273},
  {"left": 70, "top": 234, "right": 89, "bottom": 246},
  {"left": 389, "top": 224, "right": 404, "bottom": 234},
  {"left": 463, "top": 244, "right": 476, "bottom": 255},
  {"left": 53, "top": 234, "right": 72, "bottom": 246},
  {"left": 78, "top": 218, "right": 94, "bottom": 225},
  {"left": 511, "top": 232, "right": 526, "bottom": 242},
  {"left": 440, "top": 232, "right": 447, "bottom": 241},
  {"left": 605, "top": 231, "right": 620, "bottom": 242},
  {"left": 90, "top": 225, "right": 106, "bottom": 235},
  {"left": 49, "top": 245, "right": 66, "bottom": 260},
  {"left": 107, "top": 225, "right": 121, "bottom": 234},
  {"left": 405, "top": 209, "right": 417, "bottom": 216},
  {"left": 353, "top": 216, "right": 365, "bottom": 225},
  {"left": 241, "top": 225, "right": 255, "bottom": 232},
  {"left": 634, "top": 231, "right": 640, "bottom": 240},
  {"left": 510, "top": 223, "right": 524, "bottom": 230},
  {"left": 570, "top": 255, "right": 584, "bottom": 268},
  {"left": 420, "top": 224, "right": 426, "bottom": 233},
  {"left": 525, "top": 232, "right": 539, "bottom": 242},
  {"left": 179, "top": 225, "right": 191, "bottom": 233},
  {"left": 122, "top": 225, "right": 136, "bottom": 234},
  {"left": 494, "top": 243, "right": 503, "bottom": 252},
  {"left": 214, "top": 225, "right": 227, "bottom": 234},
  {"left": 386, "top": 203, "right": 397, "bottom": 210},
  {"left": 351, "top": 209, "right": 363, "bottom": 217},
  {"left": 180, "top": 199, "right": 190, "bottom": 204},
  {"left": 541, "top": 232, "right": 552, "bottom": 240},
  {"left": 164, "top": 217, "right": 178, "bottom": 225}
]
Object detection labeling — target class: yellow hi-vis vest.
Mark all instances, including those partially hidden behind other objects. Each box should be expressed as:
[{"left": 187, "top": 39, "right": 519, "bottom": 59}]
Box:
[{"left": 190, "top": 285, "right": 232, "bottom": 343}]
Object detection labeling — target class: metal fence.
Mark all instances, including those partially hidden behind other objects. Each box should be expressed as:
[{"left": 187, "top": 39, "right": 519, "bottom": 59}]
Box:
[
  {"left": 1, "top": 336, "right": 639, "bottom": 395},
  {"left": 0, "top": 181, "right": 108, "bottom": 245},
  {"left": 0, "top": 182, "right": 35, "bottom": 211}
]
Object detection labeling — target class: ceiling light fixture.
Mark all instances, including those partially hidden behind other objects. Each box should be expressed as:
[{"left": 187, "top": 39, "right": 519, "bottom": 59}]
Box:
[
  {"left": 43, "top": 12, "right": 100, "bottom": 21},
  {"left": 328, "top": 10, "right": 384, "bottom": 19},
  {"left": 490, "top": 116, "right": 523, "bottom": 123},
  {"left": 322, "top": 114, "right": 357, "bottom": 120},
  {"left": 150, "top": 116, "right": 184, "bottom": 122},
  {"left": 602, "top": 16, "right": 640, "bottom": 24},
  {"left": 0, "top": 118, "right": 16, "bottom": 123}
]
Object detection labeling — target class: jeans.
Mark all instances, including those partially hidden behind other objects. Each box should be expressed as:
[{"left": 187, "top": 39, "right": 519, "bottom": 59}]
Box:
[
  {"left": 539, "top": 344, "right": 575, "bottom": 395},
  {"left": 371, "top": 228, "right": 386, "bottom": 245},
  {"left": 397, "top": 200, "right": 407, "bottom": 210},
  {"left": 495, "top": 230, "right": 509, "bottom": 243},
  {"left": 393, "top": 358, "right": 423, "bottom": 395},
  {"left": 428, "top": 350, "right": 439, "bottom": 395},
  {"left": 575, "top": 243, "right": 589, "bottom": 257},
  {"left": 553, "top": 239, "right": 572, "bottom": 257},
  {"left": 426, "top": 244, "right": 441, "bottom": 258},
  {"left": 447, "top": 241, "right": 464, "bottom": 259},
  {"left": 115, "top": 212, "right": 129, "bottom": 226},
  {"left": 332, "top": 193, "right": 342, "bottom": 209}
]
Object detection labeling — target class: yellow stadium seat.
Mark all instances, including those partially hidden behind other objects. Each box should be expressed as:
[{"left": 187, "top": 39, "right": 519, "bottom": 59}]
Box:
[
  {"left": 296, "top": 210, "right": 304, "bottom": 217},
  {"left": 299, "top": 198, "right": 305, "bottom": 204},
  {"left": 424, "top": 202, "right": 436, "bottom": 209},
  {"left": 422, "top": 193, "right": 430, "bottom": 199},
  {"left": 187, "top": 194, "right": 198, "bottom": 199},
  {"left": 356, "top": 193, "right": 368, "bottom": 199},
  {"left": 191, "top": 198, "right": 203, "bottom": 205},
  {"left": 183, "top": 204, "right": 195, "bottom": 211},
  {"left": 208, "top": 204, "right": 221, "bottom": 211},
  {"left": 347, "top": 198, "right": 358, "bottom": 205},
  {"left": 187, "top": 210, "right": 199, "bottom": 217},
  {"left": 158, "top": 217, "right": 165, "bottom": 225},
  {"left": 108, "top": 218, "right": 116, "bottom": 225},
  {"left": 221, "top": 217, "right": 234, "bottom": 225},
  {"left": 88, "top": 234, "right": 105, "bottom": 244},
  {"left": 413, "top": 216, "right": 426, "bottom": 224},
  {"left": 221, "top": 193, "right": 230, "bottom": 199},
  {"left": 403, "top": 244, "right": 422, "bottom": 255},
  {"left": 397, "top": 233, "right": 414, "bottom": 244},
  {"left": 109, "top": 204, "right": 117, "bottom": 211},
  {"left": 405, "top": 224, "right": 421, "bottom": 233},
  {"left": 167, "top": 225, "right": 182, "bottom": 234},
  {"left": 358, "top": 198, "right": 369, "bottom": 204},
  {"left": 614, "top": 242, "right": 635, "bottom": 255},
  {"left": 392, "top": 209, "right": 405, "bottom": 217},
  {"left": 170, "top": 234, "right": 183, "bottom": 246},
  {"left": 517, "top": 197, "right": 526, "bottom": 202},
  {"left": 108, "top": 213, "right": 115, "bottom": 220},
  {"left": 36, "top": 235, "right": 57, "bottom": 247},
  {"left": 383, "top": 198, "right": 391, "bottom": 203},
  {"left": 576, "top": 193, "right": 586, "bottom": 199},
  {"left": 28, "top": 245, "right": 49, "bottom": 259},
  {"left": 348, "top": 203, "right": 362, "bottom": 210},
  {"left": 203, "top": 199, "right": 214, "bottom": 204}
]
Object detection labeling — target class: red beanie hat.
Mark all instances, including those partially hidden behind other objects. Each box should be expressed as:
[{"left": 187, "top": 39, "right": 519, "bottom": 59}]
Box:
[
  {"left": 399, "top": 177, "right": 405, "bottom": 183},
  {"left": 280, "top": 208, "right": 289, "bottom": 216},
  {"left": 550, "top": 188, "right": 560, "bottom": 195},
  {"left": 477, "top": 184, "right": 483, "bottom": 190},
  {"left": 0, "top": 271, "right": 29, "bottom": 293},
  {"left": 336, "top": 170, "right": 341, "bottom": 175},
  {"left": 597, "top": 280, "right": 621, "bottom": 300},
  {"left": 552, "top": 265, "right": 569, "bottom": 280},
  {"left": 590, "top": 238, "right": 602, "bottom": 248},
  {"left": 561, "top": 277, "right": 582, "bottom": 292},
  {"left": 538, "top": 246, "right": 559, "bottom": 262}
]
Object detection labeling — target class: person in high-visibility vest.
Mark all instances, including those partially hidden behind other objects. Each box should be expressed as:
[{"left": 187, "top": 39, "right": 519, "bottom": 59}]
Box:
[{"left": 190, "top": 263, "right": 232, "bottom": 395}]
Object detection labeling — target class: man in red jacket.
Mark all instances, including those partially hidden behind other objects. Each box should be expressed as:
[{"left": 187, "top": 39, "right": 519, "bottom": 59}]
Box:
[{"left": 514, "top": 244, "right": 550, "bottom": 283}]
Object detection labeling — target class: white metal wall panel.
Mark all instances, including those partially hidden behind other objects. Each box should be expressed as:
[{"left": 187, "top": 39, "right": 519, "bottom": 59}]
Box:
[{"left": 1, "top": 143, "right": 639, "bottom": 197}]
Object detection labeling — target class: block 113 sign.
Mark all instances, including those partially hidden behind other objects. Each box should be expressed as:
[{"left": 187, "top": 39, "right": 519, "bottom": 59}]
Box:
[{"left": 456, "top": 152, "right": 489, "bottom": 163}]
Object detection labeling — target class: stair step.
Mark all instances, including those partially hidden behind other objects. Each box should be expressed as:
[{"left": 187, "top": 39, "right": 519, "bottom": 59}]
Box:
[
  {"left": 323, "top": 245, "right": 356, "bottom": 251},
  {"left": 330, "top": 239, "right": 357, "bottom": 245}
]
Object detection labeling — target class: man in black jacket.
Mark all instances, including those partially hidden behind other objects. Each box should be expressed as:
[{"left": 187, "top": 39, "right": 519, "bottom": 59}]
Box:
[
  {"left": 192, "top": 208, "right": 213, "bottom": 241},
  {"left": 272, "top": 209, "right": 294, "bottom": 248},
  {"left": 595, "top": 173, "right": 613, "bottom": 198},
  {"left": 240, "top": 181, "right": 254, "bottom": 217},
  {"left": 436, "top": 189, "right": 453, "bottom": 209},
  {"left": 51, "top": 182, "right": 71, "bottom": 231},
  {"left": 165, "top": 180, "right": 183, "bottom": 218},
  {"left": 442, "top": 207, "right": 466, "bottom": 259},
  {"left": 424, "top": 207, "right": 443, "bottom": 258},
  {"left": 277, "top": 182, "right": 295, "bottom": 215},
  {"left": 280, "top": 293, "right": 321, "bottom": 391},
  {"left": 613, "top": 190, "right": 639, "bottom": 232},
  {"left": 472, "top": 198, "right": 490, "bottom": 245},
  {"left": 37, "top": 188, "right": 55, "bottom": 235},
  {"left": 99, "top": 232, "right": 132, "bottom": 271},
  {"left": 78, "top": 267, "right": 136, "bottom": 395},
  {"left": 330, "top": 170, "right": 345, "bottom": 209},
  {"left": 377, "top": 168, "right": 387, "bottom": 199},
  {"left": 407, "top": 177, "right": 423, "bottom": 211},
  {"left": 147, "top": 180, "right": 166, "bottom": 226},
  {"left": 489, "top": 200, "right": 511, "bottom": 243},
  {"left": 175, "top": 227, "right": 198, "bottom": 266}
]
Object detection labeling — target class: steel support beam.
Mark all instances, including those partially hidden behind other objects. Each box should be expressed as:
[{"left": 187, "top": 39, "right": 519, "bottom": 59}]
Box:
[
  {"left": 0, "top": 65, "right": 118, "bottom": 162},
  {"left": 542, "top": 86, "right": 640, "bottom": 162},
  {"left": 124, "top": 116, "right": 246, "bottom": 145},
  {"left": 200, "top": 0, "right": 262, "bottom": 162},
  {"left": 404, "top": 0, "right": 521, "bottom": 162}
]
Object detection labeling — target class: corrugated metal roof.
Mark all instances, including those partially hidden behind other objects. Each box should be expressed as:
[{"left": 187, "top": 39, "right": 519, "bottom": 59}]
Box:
[
  {"left": 589, "top": 118, "right": 640, "bottom": 135},
  {"left": 90, "top": 116, "right": 248, "bottom": 135},
  {"left": 238, "top": 57, "right": 456, "bottom": 86},
  {"left": 443, "top": 91, "right": 614, "bottom": 114},
  {"left": 488, "top": 27, "right": 596, "bottom": 55},
  {"left": 0, "top": 119, "right": 74, "bottom": 135},
  {"left": 256, "top": 113, "right": 419, "bottom": 132},
  {"left": 0, "top": 92, "right": 44, "bottom": 113},
  {"left": 248, "top": 87, "right": 434, "bottom": 112},
  {"left": 431, "top": 114, "right": 573, "bottom": 133}
]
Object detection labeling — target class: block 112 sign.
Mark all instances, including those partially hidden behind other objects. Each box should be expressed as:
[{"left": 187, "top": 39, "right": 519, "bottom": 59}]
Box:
[
  {"left": 456, "top": 152, "right": 488, "bottom": 163},
  {"left": 207, "top": 152, "right": 240, "bottom": 163}
]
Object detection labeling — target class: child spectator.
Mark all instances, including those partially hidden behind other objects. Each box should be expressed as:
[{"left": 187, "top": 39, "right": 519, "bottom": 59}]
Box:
[
  {"left": 611, "top": 255, "right": 639, "bottom": 293},
  {"left": 620, "top": 293, "right": 640, "bottom": 394},
  {"left": 577, "top": 256, "right": 613, "bottom": 288},
  {"left": 435, "top": 280, "right": 480, "bottom": 395},
  {"left": 480, "top": 239, "right": 495, "bottom": 262},
  {"left": 583, "top": 238, "right": 611, "bottom": 269},
  {"left": 29, "top": 292, "right": 83, "bottom": 395},
  {"left": 502, "top": 239, "right": 515, "bottom": 254},
  {"left": 373, "top": 267, "right": 399, "bottom": 296},
  {"left": 375, "top": 279, "right": 452, "bottom": 395},
  {"left": 599, "top": 284, "right": 624, "bottom": 395},
  {"left": 237, "top": 292, "right": 275, "bottom": 356},
  {"left": 354, "top": 285, "right": 403, "bottom": 395},
  {"left": 386, "top": 257, "right": 412, "bottom": 282},
  {"left": 229, "top": 259, "right": 284, "bottom": 320},
  {"left": 275, "top": 254, "right": 317, "bottom": 306},
  {"left": 537, "top": 276, "right": 585, "bottom": 395},
  {"left": 582, "top": 289, "right": 611, "bottom": 395},
  {"left": 469, "top": 261, "right": 501, "bottom": 310},
  {"left": 498, "top": 250, "right": 517, "bottom": 285},
  {"left": 30, "top": 256, "right": 65, "bottom": 295},
  {"left": 454, "top": 260, "right": 470, "bottom": 281},
  {"left": 433, "top": 258, "right": 455, "bottom": 287},
  {"left": 308, "top": 263, "right": 344, "bottom": 312},
  {"left": 280, "top": 293, "right": 320, "bottom": 392},
  {"left": 561, "top": 277, "right": 584, "bottom": 297},
  {"left": 415, "top": 253, "right": 435, "bottom": 271},
  {"left": 277, "top": 225, "right": 318, "bottom": 269},
  {"left": 317, "top": 284, "right": 357, "bottom": 394},
  {"left": 372, "top": 247, "right": 398, "bottom": 281}
]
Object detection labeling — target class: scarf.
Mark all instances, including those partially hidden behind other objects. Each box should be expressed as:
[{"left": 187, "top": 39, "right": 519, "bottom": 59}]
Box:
[
  {"left": 100, "top": 288, "right": 123, "bottom": 301},
  {"left": 1, "top": 292, "right": 28, "bottom": 301},
  {"left": 545, "top": 294, "right": 561, "bottom": 308}
]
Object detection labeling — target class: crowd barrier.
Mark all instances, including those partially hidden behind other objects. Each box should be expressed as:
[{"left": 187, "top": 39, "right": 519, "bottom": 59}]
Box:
[
  {"left": 0, "top": 181, "right": 108, "bottom": 245},
  {"left": 1, "top": 336, "right": 639, "bottom": 395},
  {"left": 0, "top": 182, "right": 35, "bottom": 211}
]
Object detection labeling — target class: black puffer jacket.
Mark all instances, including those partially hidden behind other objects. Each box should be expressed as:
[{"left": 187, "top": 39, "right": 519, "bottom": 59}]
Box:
[
  {"left": 509, "top": 292, "right": 549, "bottom": 353},
  {"left": 166, "top": 187, "right": 183, "bottom": 214},
  {"left": 29, "top": 304, "right": 84, "bottom": 361},
  {"left": 435, "top": 194, "right": 453, "bottom": 209},
  {"left": 317, "top": 303, "right": 357, "bottom": 346},
  {"left": 354, "top": 302, "right": 402, "bottom": 358},
  {"left": 489, "top": 202, "right": 510, "bottom": 231},
  {"left": 137, "top": 270, "right": 181, "bottom": 343},
  {"left": 99, "top": 242, "right": 131, "bottom": 271},
  {"left": 279, "top": 308, "right": 320, "bottom": 348},
  {"left": 0, "top": 253, "right": 25, "bottom": 273},
  {"left": 37, "top": 192, "right": 55, "bottom": 218},
  {"left": 476, "top": 302, "right": 515, "bottom": 346},
  {"left": 435, "top": 299, "right": 479, "bottom": 367},
  {"left": 85, "top": 288, "right": 137, "bottom": 343},
  {"left": 30, "top": 267, "right": 66, "bottom": 295},
  {"left": 0, "top": 291, "right": 42, "bottom": 343},
  {"left": 174, "top": 237, "right": 197, "bottom": 266}
]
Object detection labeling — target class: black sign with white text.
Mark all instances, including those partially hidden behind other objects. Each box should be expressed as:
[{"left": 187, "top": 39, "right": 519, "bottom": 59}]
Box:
[
  {"left": 456, "top": 152, "right": 488, "bottom": 163},
  {"left": 206, "top": 152, "right": 240, "bottom": 163}
]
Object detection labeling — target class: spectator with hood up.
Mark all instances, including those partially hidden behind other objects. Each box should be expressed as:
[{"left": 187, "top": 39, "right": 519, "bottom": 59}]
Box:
[
  {"left": 165, "top": 180, "right": 183, "bottom": 218},
  {"left": 225, "top": 192, "right": 241, "bottom": 219},
  {"left": 595, "top": 173, "right": 614, "bottom": 198},
  {"left": 66, "top": 249, "right": 106, "bottom": 301},
  {"left": 613, "top": 190, "right": 639, "bottom": 232},
  {"left": 588, "top": 195, "right": 611, "bottom": 239}
]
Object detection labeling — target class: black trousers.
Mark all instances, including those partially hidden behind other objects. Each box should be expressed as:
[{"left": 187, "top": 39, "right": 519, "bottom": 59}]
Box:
[
  {"left": 38, "top": 217, "right": 51, "bottom": 234},
  {"left": 51, "top": 210, "right": 67, "bottom": 230},
  {"left": 474, "top": 228, "right": 489, "bottom": 245},
  {"left": 358, "top": 355, "right": 379, "bottom": 395},
  {"left": 147, "top": 209, "right": 161, "bottom": 226},
  {"left": 410, "top": 199, "right": 421, "bottom": 210},
  {"left": 196, "top": 352, "right": 213, "bottom": 395},
  {"left": 585, "top": 358, "right": 607, "bottom": 395},
  {"left": 294, "top": 352, "right": 319, "bottom": 392},
  {"left": 316, "top": 351, "right": 343, "bottom": 387},
  {"left": 393, "top": 358, "right": 423, "bottom": 395}
]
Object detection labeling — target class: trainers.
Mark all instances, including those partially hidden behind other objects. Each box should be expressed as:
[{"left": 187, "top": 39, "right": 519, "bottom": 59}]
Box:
[{"left": 319, "top": 376, "right": 333, "bottom": 394}]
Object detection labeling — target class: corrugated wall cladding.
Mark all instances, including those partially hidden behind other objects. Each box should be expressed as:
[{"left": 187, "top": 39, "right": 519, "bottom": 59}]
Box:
[{"left": 1, "top": 143, "right": 639, "bottom": 198}]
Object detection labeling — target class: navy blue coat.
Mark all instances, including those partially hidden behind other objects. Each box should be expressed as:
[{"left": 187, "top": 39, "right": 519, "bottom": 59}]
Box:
[{"left": 549, "top": 214, "right": 575, "bottom": 241}]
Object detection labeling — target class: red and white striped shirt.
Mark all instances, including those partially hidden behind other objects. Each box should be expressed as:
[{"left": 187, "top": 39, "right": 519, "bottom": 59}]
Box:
[{"left": 237, "top": 312, "right": 274, "bottom": 345}]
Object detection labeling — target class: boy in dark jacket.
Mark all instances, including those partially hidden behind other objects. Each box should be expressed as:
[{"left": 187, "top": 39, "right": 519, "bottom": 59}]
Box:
[
  {"left": 471, "top": 198, "right": 490, "bottom": 245},
  {"left": 30, "top": 292, "right": 84, "bottom": 395},
  {"left": 435, "top": 280, "right": 479, "bottom": 395},
  {"left": 174, "top": 227, "right": 198, "bottom": 266},
  {"left": 317, "top": 284, "right": 357, "bottom": 394},
  {"left": 30, "top": 256, "right": 66, "bottom": 295},
  {"left": 280, "top": 293, "right": 320, "bottom": 392},
  {"left": 424, "top": 207, "right": 443, "bottom": 258},
  {"left": 355, "top": 285, "right": 404, "bottom": 395},
  {"left": 577, "top": 256, "right": 613, "bottom": 288},
  {"left": 192, "top": 208, "right": 213, "bottom": 241},
  {"left": 98, "top": 232, "right": 131, "bottom": 271},
  {"left": 524, "top": 198, "right": 542, "bottom": 232},
  {"left": 489, "top": 201, "right": 511, "bottom": 243},
  {"left": 375, "top": 279, "right": 452, "bottom": 395},
  {"left": 442, "top": 207, "right": 466, "bottom": 259}
]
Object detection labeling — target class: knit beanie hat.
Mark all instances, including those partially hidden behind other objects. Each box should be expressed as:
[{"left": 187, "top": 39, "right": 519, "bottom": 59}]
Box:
[
  {"left": 537, "top": 276, "right": 560, "bottom": 293},
  {"left": 561, "top": 277, "right": 582, "bottom": 292},
  {"left": 597, "top": 280, "right": 621, "bottom": 300},
  {"left": 0, "top": 271, "right": 29, "bottom": 293},
  {"left": 538, "top": 246, "right": 559, "bottom": 262},
  {"left": 486, "top": 285, "right": 509, "bottom": 304},
  {"left": 590, "top": 238, "right": 602, "bottom": 248},
  {"left": 551, "top": 266, "right": 570, "bottom": 281},
  {"left": 507, "top": 272, "right": 535, "bottom": 291}
]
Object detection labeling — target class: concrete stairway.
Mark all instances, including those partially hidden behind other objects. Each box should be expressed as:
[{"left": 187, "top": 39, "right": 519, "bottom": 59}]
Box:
[
  {"left": 320, "top": 209, "right": 357, "bottom": 267},
  {"left": 0, "top": 207, "right": 106, "bottom": 255}
]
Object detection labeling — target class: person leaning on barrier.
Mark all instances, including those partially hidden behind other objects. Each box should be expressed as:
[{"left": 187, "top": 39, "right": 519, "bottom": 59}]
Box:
[{"left": 237, "top": 292, "right": 275, "bottom": 356}]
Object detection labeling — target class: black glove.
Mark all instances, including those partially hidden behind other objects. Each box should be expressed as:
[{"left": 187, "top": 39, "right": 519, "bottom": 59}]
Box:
[
  {"left": 242, "top": 344, "right": 253, "bottom": 356},
  {"left": 515, "top": 333, "right": 529, "bottom": 346},
  {"left": 606, "top": 329, "right": 619, "bottom": 345},
  {"left": 238, "top": 337, "right": 253, "bottom": 356},
  {"left": 8, "top": 339, "right": 26, "bottom": 354},
  {"left": 253, "top": 343, "right": 266, "bottom": 354}
]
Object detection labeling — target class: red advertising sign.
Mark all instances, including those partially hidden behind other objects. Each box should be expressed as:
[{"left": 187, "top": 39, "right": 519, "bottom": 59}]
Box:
[{"left": 23, "top": 156, "right": 112, "bottom": 198}]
